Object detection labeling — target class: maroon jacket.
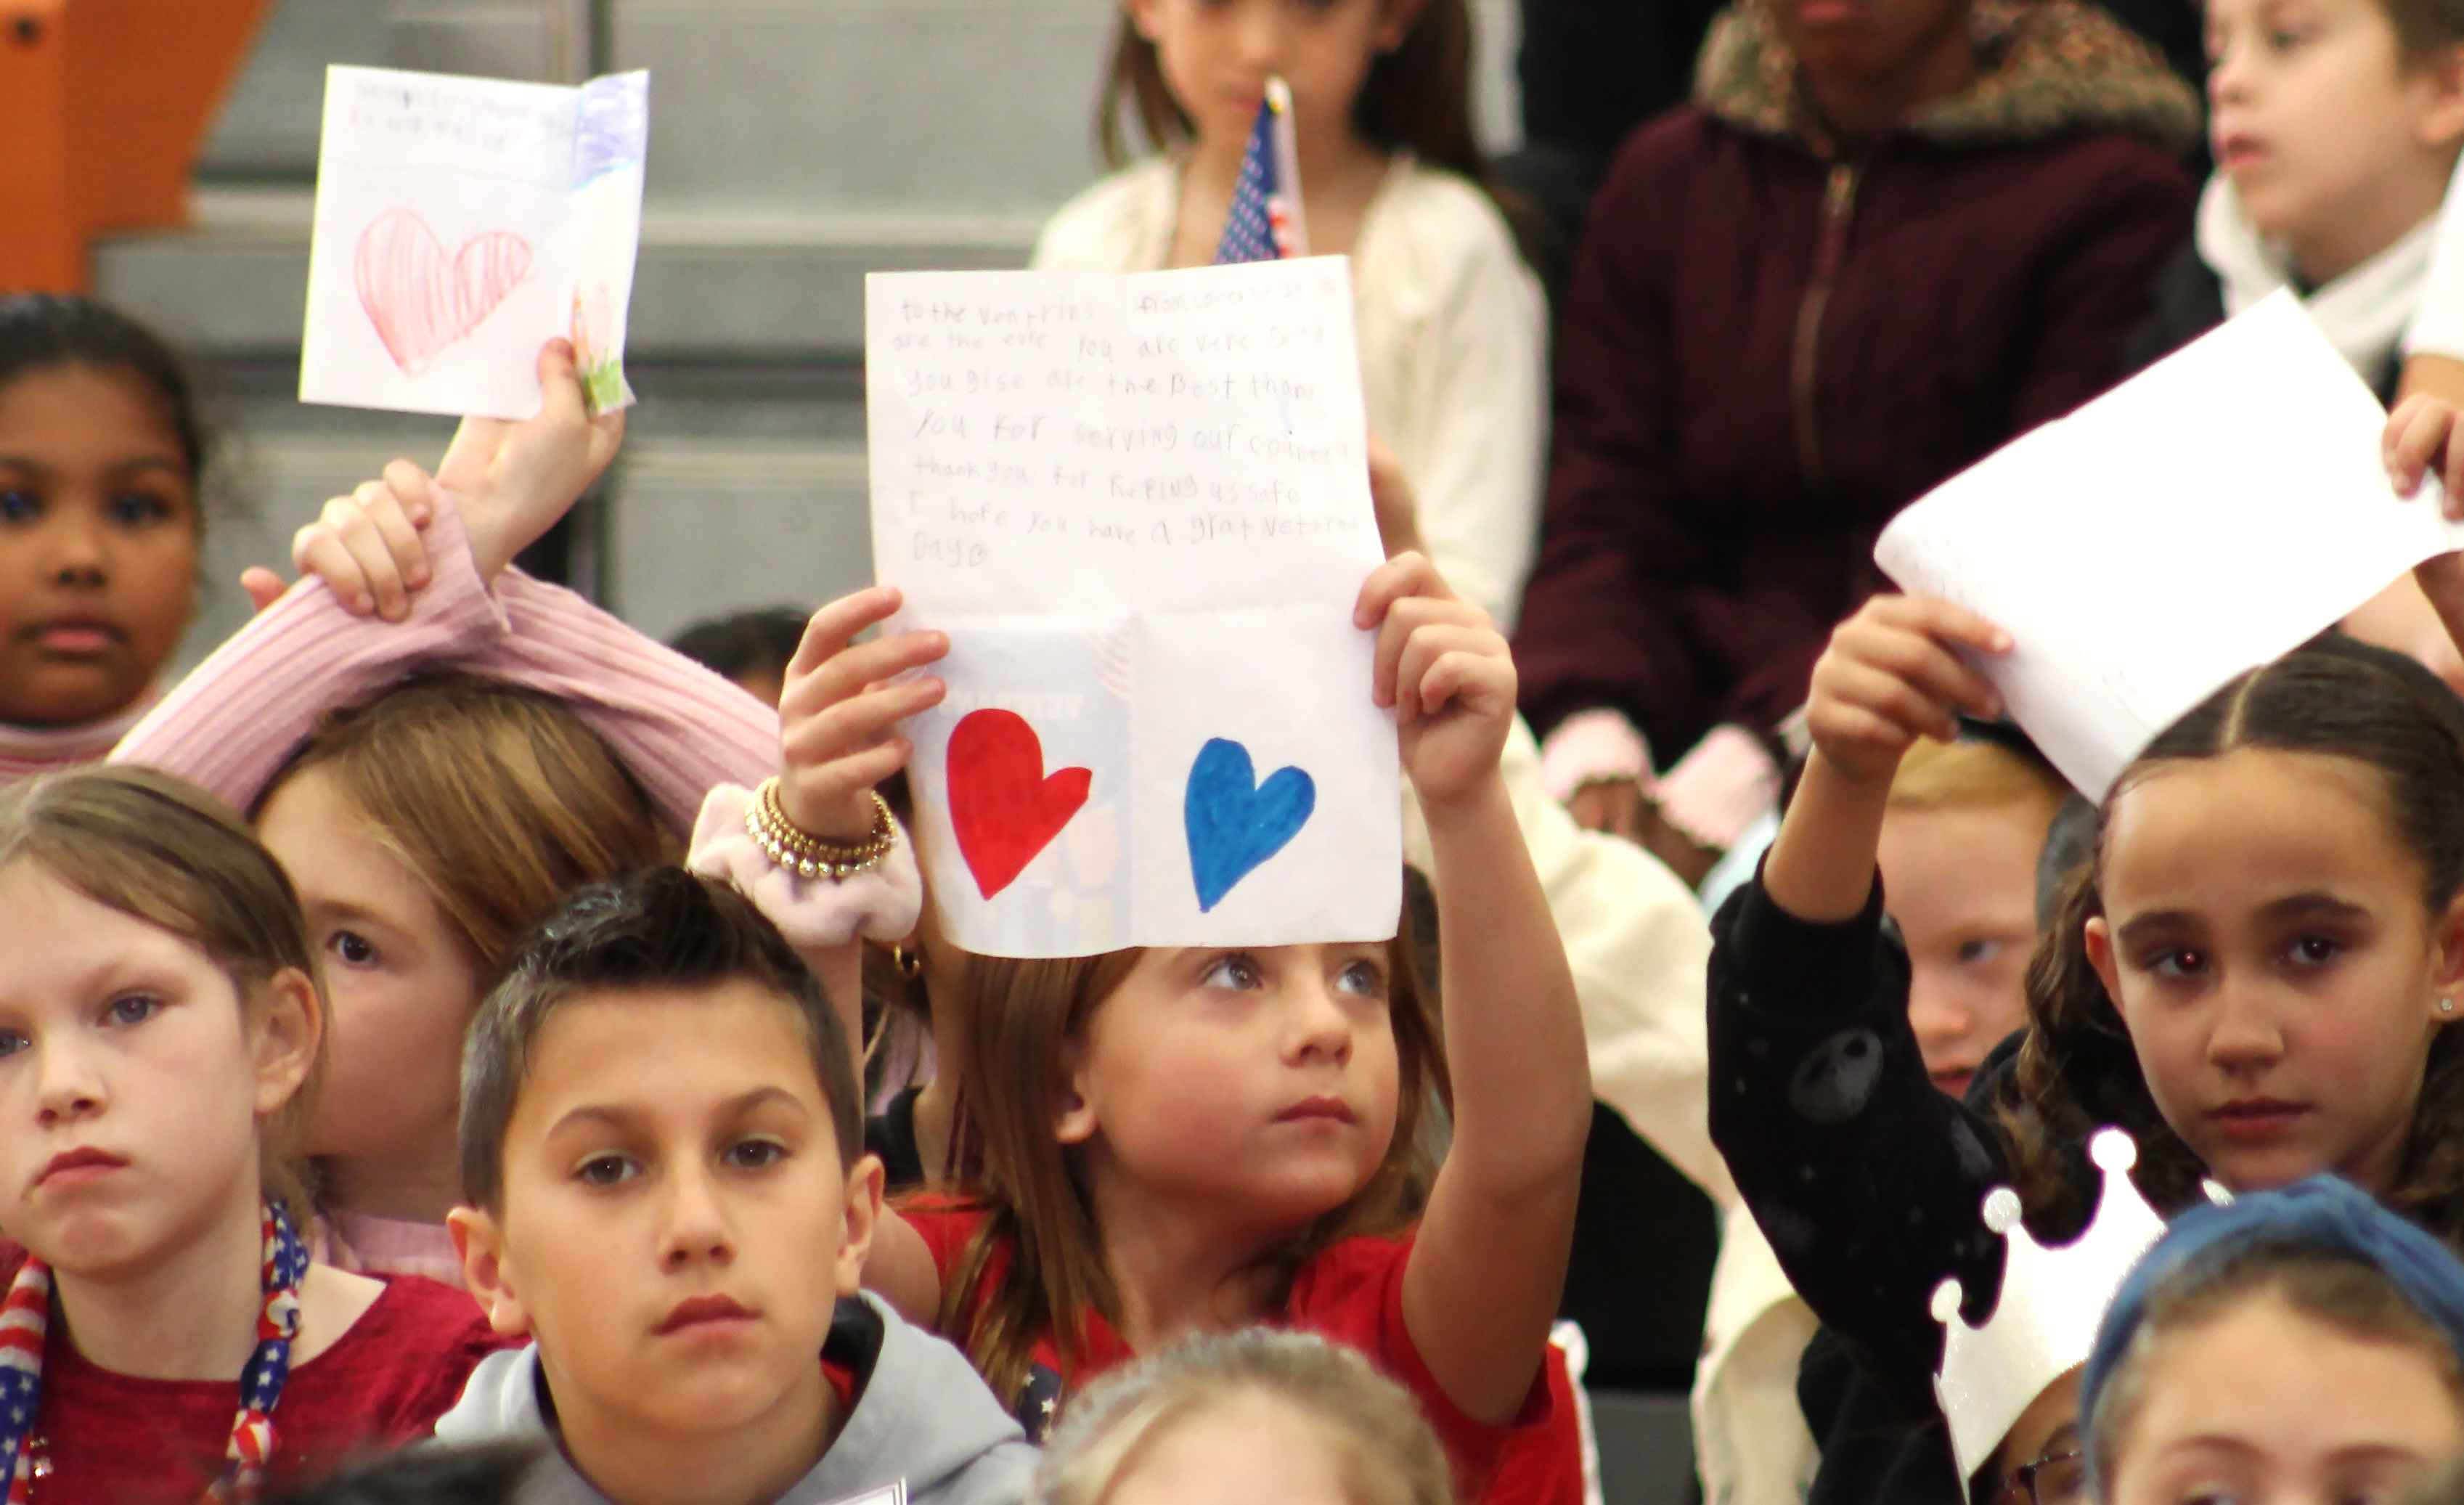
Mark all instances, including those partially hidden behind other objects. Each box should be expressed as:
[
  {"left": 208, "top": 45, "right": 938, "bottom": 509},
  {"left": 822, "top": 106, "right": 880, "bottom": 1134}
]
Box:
[{"left": 1513, "top": 0, "right": 2200, "bottom": 759}]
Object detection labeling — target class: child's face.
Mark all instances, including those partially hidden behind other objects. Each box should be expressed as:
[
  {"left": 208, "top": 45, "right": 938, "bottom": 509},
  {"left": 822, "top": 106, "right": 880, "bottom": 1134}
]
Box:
[
  {"left": 1061, "top": 944, "right": 1402, "bottom": 1237},
  {"left": 2206, "top": 0, "right": 2464, "bottom": 271},
  {"left": 2106, "top": 1292, "right": 2464, "bottom": 1505},
  {"left": 0, "top": 861, "right": 314, "bottom": 1275},
  {"left": 1768, "top": 0, "right": 1973, "bottom": 102},
  {"left": 1992, "top": 1369, "right": 2085, "bottom": 1505},
  {"left": 0, "top": 365, "right": 199, "bottom": 729},
  {"left": 452, "top": 984, "right": 881, "bottom": 1444},
  {"left": 2085, "top": 749, "right": 2464, "bottom": 1195},
  {"left": 1877, "top": 799, "right": 2052, "bottom": 1099},
  {"left": 1123, "top": 0, "right": 1421, "bottom": 158},
  {"left": 1106, "top": 1394, "right": 1362, "bottom": 1505},
  {"left": 256, "top": 767, "right": 484, "bottom": 1193}
]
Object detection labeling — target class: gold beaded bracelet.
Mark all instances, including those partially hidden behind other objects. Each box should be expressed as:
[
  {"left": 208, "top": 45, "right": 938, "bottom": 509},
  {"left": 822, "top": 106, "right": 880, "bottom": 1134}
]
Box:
[{"left": 746, "top": 778, "right": 899, "bottom": 881}]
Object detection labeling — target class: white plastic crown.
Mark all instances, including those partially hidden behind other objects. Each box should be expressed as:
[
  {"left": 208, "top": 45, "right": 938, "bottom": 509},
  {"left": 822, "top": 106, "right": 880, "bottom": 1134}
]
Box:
[{"left": 1930, "top": 1130, "right": 2166, "bottom": 1480}]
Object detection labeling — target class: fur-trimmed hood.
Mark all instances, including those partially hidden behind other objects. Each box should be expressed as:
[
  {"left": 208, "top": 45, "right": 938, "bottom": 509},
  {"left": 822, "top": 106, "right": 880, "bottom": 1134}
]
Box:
[{"left": 1694, "top": 0, "right": 2203, "bottom": 156}]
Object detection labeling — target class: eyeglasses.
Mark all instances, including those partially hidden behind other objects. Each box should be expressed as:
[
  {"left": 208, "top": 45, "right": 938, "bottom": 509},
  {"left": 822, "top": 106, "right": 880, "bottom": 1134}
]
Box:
[{"left": 2007, "top": 1450, "right": 2086, "bottom": 1505}]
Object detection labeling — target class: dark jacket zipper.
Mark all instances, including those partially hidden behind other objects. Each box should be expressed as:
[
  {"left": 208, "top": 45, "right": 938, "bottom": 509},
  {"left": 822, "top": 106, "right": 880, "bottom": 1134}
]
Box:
[{"left": 1791, "top": 160, "right": 1862, "bottom": 497}]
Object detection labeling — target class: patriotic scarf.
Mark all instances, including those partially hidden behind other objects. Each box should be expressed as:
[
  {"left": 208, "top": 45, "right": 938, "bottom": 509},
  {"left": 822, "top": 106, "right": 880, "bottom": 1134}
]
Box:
[{"left": 0, "top": 1203, "right": 309, "bottom": 1503}]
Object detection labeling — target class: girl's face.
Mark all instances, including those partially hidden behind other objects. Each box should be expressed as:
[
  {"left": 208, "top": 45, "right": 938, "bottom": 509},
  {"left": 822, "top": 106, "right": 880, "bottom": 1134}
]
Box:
[
  {"left": 1877, "top": 799, "right": 2052, "bottom": 1099},
  {"left": 1106, "top": 1394, "right": 1362, "bottom": 1505},
  {"left": 1061, "top": 943, "right": 1403, "bottom": 1236},
  {"left": 1124, "top": 0, "right": 1421, "bottom": 158},
  {"left": 0, "top": 364, "right": 199, "bottom": 729},
  {"left": 2205, "top": 0, "right": 2464, "bottom": 278},
  {"left": 2085, "top": 750, "right": 2464, "bottom": 1194},
  {"left": 0, "top": 860, "right": 313, "bottom": 1275},
  {"left": 2106, "top": 1292, "right": 2464, "bottom": 1505},
  {"left": 256, "top": 766, "right": 484, "bottom": 1194}
]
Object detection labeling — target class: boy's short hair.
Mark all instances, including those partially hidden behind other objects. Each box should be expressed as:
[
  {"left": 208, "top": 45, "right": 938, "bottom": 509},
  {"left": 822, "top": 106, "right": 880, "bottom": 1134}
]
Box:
[
  {"left": 1888, "top": 734, "right": 2068, "bottom": 816},
  {"left": 458, "top": 867, "right": 862, "bottom": 1211},
  {"left": 2386, "top": 0, "right": 2464, "bottom": 65}
]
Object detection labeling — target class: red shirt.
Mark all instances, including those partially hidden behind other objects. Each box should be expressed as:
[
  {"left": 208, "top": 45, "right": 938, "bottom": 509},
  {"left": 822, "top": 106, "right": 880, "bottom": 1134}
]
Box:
[
  {"left": 23, "top": 1273, "right": 512, "bottom": 1503},
  {"left": 906, "top": 1202, "right": 1582, "bottom": 1505}
]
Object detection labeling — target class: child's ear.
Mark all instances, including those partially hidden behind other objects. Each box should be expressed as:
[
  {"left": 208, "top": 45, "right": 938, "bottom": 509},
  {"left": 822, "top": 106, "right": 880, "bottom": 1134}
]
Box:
[
  {"left": 2415, "top": 41, "right": 2464, "bottom": 147},
  {"left": 836, "top": 1153, "right": 887, "bottom": 1298},
  {"left": 1123, "top": 0, "right": 1165, "bottom": 44},
  {"left": 249, "top": 967, "right": 323, "bottom": 1120},
  {"left": 449, "top": 1206, "right": 534, "bottom": 1339},
  {"left": 2428, "top": 889, "right": 2464, "bottom": 1013},
  {"left": 1054, "top": 1039, "right": 1098, "bottom": 1146},
  {"left": 2083, "top": 916, "right": 2124, "bottom": 1007}
]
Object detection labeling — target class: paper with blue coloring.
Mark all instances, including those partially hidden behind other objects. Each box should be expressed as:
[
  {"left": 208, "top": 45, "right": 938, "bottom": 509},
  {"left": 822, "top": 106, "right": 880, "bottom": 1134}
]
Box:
[
  {"left": 868, "top": 260, "right": 1400, "bottom": 958},
  {"left": 1876, "top": 291, "right": 2464, "bottom": 799},
  {"left": 300, "top": 65, "right": 647, "bottom": 420}
]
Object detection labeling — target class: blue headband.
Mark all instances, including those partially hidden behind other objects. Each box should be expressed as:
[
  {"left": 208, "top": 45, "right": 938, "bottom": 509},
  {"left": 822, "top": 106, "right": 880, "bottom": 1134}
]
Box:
[{"left": 2080, "top": 1174, "right": 2464, "bottom": 1460}]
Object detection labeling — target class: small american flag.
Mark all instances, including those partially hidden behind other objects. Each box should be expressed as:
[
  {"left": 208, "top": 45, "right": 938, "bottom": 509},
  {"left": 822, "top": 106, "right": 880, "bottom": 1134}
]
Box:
[{"left": 1215, "top": 77, "right": 1308, "bottom": 264}]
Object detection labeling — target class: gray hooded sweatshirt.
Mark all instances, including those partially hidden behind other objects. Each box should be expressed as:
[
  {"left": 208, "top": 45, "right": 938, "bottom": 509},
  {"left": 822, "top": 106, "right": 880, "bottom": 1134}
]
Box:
[{"left": 433, "top": 1293, "right": 1037, "bottom": 1505}]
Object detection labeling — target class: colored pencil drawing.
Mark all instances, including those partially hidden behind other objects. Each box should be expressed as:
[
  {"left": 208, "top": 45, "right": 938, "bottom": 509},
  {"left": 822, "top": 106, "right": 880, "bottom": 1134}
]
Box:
[{"left": 353, "top": 210, "right": 533, "bottom": 377}]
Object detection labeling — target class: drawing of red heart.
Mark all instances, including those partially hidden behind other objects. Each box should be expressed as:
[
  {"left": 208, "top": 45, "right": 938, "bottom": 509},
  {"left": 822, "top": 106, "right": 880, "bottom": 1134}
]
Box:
[
  {"left": 947, "top": 709, "right": 1092, "bottom": 900},
  {"left": 354, "top": 210, "right": 534, "bottom": 376}
]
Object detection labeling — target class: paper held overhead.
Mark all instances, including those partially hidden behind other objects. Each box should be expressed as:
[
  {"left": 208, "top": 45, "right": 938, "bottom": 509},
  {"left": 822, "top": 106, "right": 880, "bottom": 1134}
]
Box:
[
  {"left": 298, "top": 65, "right": 648, "bottom": 420},
  {"left": 866, "top": 258, "right": 1400, "bottom": 959},
  {"left": 1874, "top": 291, "right": 2464, "bottom": 799}
]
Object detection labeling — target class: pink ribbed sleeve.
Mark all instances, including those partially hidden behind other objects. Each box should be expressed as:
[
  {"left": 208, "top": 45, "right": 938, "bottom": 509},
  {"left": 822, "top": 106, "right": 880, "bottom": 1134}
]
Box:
[{"left": 111, "top": 491, "right": 778, "bottom": 833}]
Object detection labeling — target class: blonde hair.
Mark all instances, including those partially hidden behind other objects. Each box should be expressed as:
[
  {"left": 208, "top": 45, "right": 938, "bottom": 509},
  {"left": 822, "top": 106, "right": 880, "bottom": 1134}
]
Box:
[
  {"left": 936, "top": 929, "right": 1447, "bottom": 1406},
  {"left": 1889, "top": 737, "right": 2068, "bottom": 817},
  {"left": 0, "top": 767, "right": 328, "bottom": 1225},
  {"left": 1031, "top": 1329, "right": 1453, "bottom": 1505},
  {"left": 261, "top": 673, "right": 674, "bottom": 974}
]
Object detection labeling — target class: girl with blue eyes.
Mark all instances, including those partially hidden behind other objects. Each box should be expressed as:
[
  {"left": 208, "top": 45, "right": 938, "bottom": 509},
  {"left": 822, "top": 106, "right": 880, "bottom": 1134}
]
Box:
[
  {"left": 862, "top": 553, "right": 1594, "bottom": 1502},
  {"left": 1707, "top": 590, "right": 2464, "bottom": 1505},
  {"left": 0, "top": 295, "right": 206, "bottom": 784}
]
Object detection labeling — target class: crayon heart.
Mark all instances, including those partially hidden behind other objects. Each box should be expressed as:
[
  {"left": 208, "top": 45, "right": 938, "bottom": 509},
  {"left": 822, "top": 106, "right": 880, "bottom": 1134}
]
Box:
[
  {"left": 354, "top": 210, "right": 534, "bottom": 376},
  {"left": 1185, "top": 738, "right": 1315, "bottom": 912},
  {"left": 946, "top": 709, "right": 1093, "bottom": 900}
]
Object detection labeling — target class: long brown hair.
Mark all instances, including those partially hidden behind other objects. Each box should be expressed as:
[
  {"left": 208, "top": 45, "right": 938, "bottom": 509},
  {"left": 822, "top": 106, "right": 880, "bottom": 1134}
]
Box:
[
  {"left": 260, "top": 673, "right": 674, "bottom": 976},
  {"left": 1097, "top": 1, "right": 1538, "bottom": 261},
  {"left": 937, "top": 929, "right": 1449, "bottom": 1406},
  {"left": 0, "top": 767, "right": 328, "bottom": 1225},
  {"left": 1998, "top": 647, "right": 2464, "bottom": 1241}
]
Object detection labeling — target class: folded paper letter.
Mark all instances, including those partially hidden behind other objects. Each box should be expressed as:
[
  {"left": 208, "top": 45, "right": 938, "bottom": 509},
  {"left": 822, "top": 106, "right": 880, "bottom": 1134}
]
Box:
[
  {"left": 868, "top": 260, "right": 1400, "bottom": 958},
  {"left": 300, "top": 65, "right": 647, "bottom": 420}
]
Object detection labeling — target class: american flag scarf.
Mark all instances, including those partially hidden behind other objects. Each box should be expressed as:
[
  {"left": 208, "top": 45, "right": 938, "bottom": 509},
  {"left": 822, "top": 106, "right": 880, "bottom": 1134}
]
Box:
[
  {"left": 1213, "top": 76, "right": 1309, "bottom": 264},
  {"left": 0, "top": 1202, "right": 308, "bottom": 1503}
]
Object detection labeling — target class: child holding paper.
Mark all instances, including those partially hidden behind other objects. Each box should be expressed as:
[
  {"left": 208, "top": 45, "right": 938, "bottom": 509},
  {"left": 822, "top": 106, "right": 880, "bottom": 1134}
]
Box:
[
  {"left": 438, "top": 868, "right": 1036, "bottom": 1505},
  {"left": 112, "top": 341, "right": 921, "bottom": 1282},
  {"left": 854, "top": 551, "right": 1593, "bottom": 1504},
  {"left": 1038, "top": 0, "right": 1546, "bottom": 628},
  {"left": 1706, "top": 584, "right": 2464, "bottom": 1505},
  {"left": 0, "top": 767, "right": 506, "bottom": 1501},
  {"left": 0, "top": 295, "right": 210, "bottom": 784}
]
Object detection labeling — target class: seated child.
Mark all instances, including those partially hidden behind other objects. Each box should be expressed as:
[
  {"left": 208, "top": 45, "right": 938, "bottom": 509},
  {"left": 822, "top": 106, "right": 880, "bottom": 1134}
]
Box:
[
  {"left": 438, "top": 867, "right": 1037, "bottom": 1505},
  {"left": 0, "top": 295, "right": 208, "bottom": 782},
  {"left": 2082, "top": 1174, "right": 2464, "bottom": 1505},
  {"left": 1030, "top": 1329, "right": 1453, "bottom": 1505},
  {"left": 862, "top": 553, "right": 1594, "bottom": 1504},
  {"left": 0, "top": 767, "right": 505, "bottom": 1501}
]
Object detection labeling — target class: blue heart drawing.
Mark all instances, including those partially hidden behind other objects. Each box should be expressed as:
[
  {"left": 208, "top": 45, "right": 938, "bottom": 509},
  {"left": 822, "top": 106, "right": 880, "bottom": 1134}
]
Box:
[{"left": 1185, "top": 738, "right": 1316, "bottom": 912}]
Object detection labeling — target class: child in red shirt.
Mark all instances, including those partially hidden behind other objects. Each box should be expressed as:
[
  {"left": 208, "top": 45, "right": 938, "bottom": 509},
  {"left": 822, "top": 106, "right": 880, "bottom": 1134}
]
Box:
[
  {"left": 0, "top": 767, "right": 506, "bottom": 1502},
  {"left": 862, "top": 554, "right": 1594, "bottom": 1504}
]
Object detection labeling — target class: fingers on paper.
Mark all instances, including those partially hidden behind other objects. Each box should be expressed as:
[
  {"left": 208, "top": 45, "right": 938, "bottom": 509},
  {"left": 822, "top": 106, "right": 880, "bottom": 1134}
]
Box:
[
  {"left": 2387, "top": 394, "right": 2464, "bottom": 513},
  {"left": 1395, "top": 625, "right": 1510, "bottom": 724},
  {"left": 1354, "top": 551, "right": 1460, "bottom": 630}
]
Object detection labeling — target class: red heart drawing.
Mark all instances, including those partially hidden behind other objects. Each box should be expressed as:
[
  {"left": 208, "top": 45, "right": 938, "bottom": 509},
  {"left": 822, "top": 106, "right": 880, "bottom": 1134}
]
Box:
[
  {"left": 947, "top": 709, "right": 1092, "bottom": 900},
  {"left": 354, "top": 210, "right": 534, "bottom": 376}
]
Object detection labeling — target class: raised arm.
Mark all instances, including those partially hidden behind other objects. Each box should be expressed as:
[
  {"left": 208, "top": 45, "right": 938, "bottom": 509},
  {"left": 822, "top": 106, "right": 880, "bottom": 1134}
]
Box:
[{"left": 1365, "top": 554, "right": 1591, "bottom": 1427}]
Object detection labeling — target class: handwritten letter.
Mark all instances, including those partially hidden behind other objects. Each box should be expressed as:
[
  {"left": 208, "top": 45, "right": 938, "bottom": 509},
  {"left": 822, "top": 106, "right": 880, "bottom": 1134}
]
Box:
[
  {"left": 300, "top": 65, "right": 648, "bottom": 420},
  {"left": 1876, "top": 293, "right": 2464, "bottom": 796},
  {"left": 869, "top": 261, "right": 1400, "bottom": 958}
]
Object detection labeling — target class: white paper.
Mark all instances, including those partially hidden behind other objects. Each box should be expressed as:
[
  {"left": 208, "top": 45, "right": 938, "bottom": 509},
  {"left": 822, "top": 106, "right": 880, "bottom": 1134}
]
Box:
[
  {"left": 868, "top": 260, "right": 1400, "bottom": 958},
  {"left": 1876, "top": 292, "right": 2464, "bottom": 797},
  {"left": 300, "top": 65, "right": 647, "bottom": 420}
]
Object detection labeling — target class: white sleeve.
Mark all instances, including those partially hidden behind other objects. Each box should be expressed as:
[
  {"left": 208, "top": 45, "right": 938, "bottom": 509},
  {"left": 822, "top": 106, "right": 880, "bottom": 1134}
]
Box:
[
  {"left": 1403, "top": 716, "right": 1732, "bottom": 1203},
  {"left": 2406, "top": 152, "right": 2464, "bottom": 359}
]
